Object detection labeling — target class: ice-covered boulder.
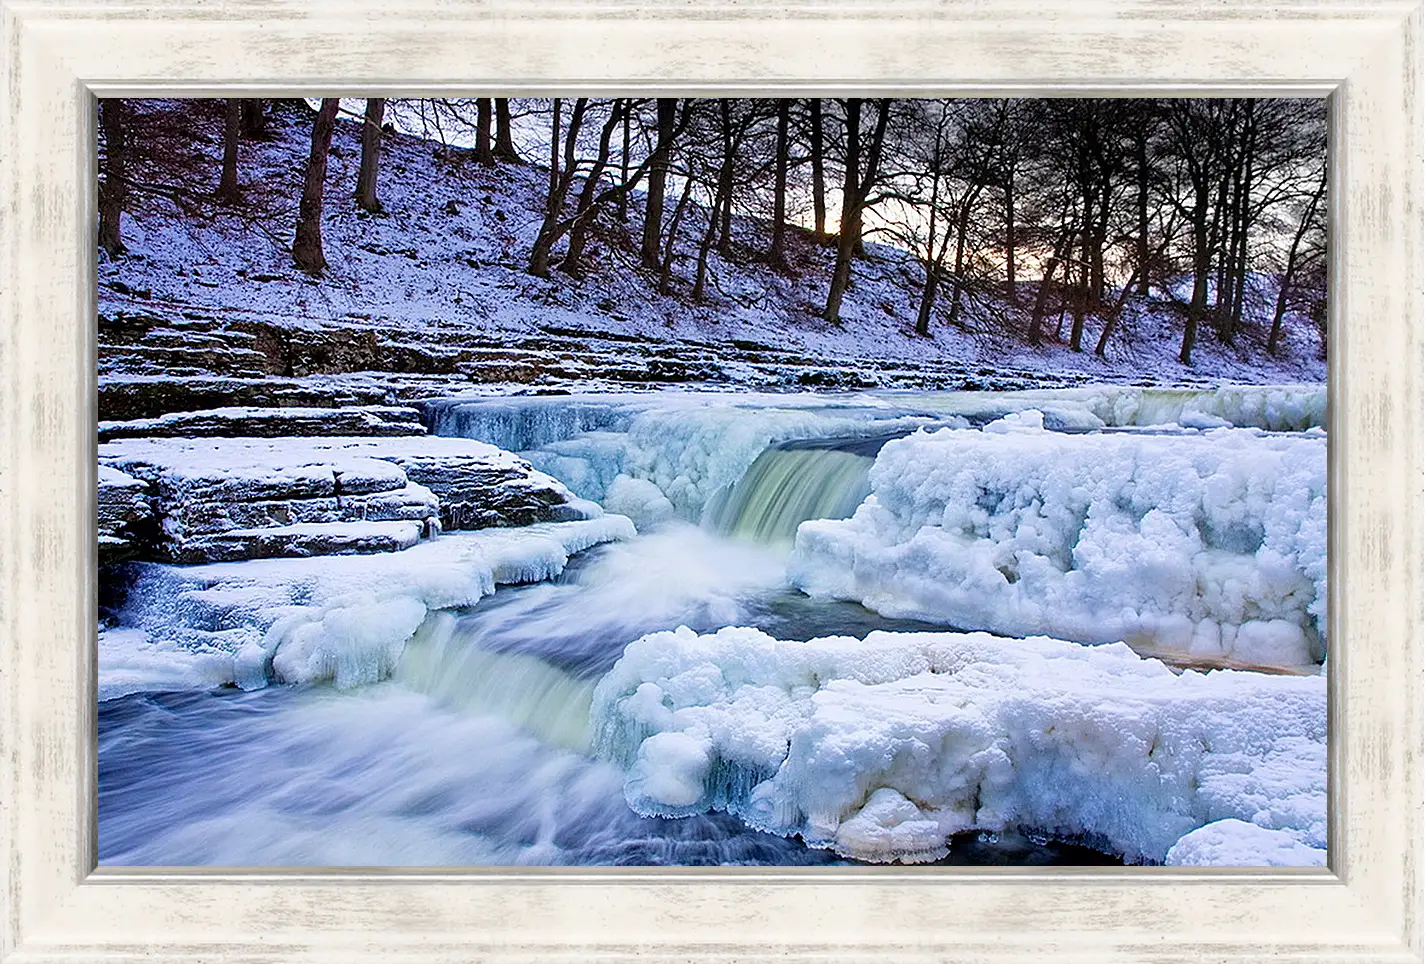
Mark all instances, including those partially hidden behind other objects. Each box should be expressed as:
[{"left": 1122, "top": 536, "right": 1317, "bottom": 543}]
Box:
[
  {"left": 98, "top": 435, "right": 589, "bottom": 563},
  {"left": 789, "top": 415, "right": 1327, "bottom": 671},
  {"left": 98, "top": 465, "right": 155, "bottom": 564},
  {"left": 98, "top": 405, "right": 427, "bottom": 441},
  {"left": 591, "top": 626, "right": 1326, "bottom": 866},
  {"left": 100, "top": 516, "right": 636, "bottom": 697}
]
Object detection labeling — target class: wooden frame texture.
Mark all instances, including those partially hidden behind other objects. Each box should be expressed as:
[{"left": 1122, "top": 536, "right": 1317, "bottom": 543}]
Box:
[{"left": 0, "top": 1, "right": 1420, "bottom": 960}]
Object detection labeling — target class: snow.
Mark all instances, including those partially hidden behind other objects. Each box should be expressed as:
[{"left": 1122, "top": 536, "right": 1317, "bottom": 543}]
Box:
[
  {"left": 430, "top": 392, "right": 942, "bottom": 521},
  {"left": 99, "top": 433, "right": 550, "bottom": 484},
  {"left": 101, "top": 516, "right": 635, "bottom": 696},
  {"left": 426, "top": 386, "right": 1325, "bottom": 537},
  {"left": 98, "top": 404, "right": 426, "bottom": 441},
  {"left": 100, "top": 100, "right": 1326, "bottom": 395},
  {"left": 1165, "top": 819, "right": 1327, "bottom": 867},
  {"left": 788, "top": 413, "right": 1327, "bottom": 670},
  {"left": 890, "top": 383, "right": 1327, "bottom": 432},
  {"left": 590, "top": 626, "right": 1326, "bottom": 865}
]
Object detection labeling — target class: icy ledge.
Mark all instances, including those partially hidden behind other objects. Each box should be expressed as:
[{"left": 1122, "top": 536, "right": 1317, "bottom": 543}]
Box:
[
  {"left": 100, "top": 516, "right": 635, "bottom": 699},
  {"left": 789, "top": 411, "right": 1327, "bottom": 672},
  {"left": 591, "top": 626, "right": 1325, "bottom": 866}
]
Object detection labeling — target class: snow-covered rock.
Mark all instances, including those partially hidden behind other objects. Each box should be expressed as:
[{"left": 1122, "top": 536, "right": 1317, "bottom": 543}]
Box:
[
  {"left": 903, "top": 384, "right": 1327, "bottom": 433},
  {"left": 1165, "top": 818, "right": 1327, "bottom": 867},
  {"left": 98, "top": 434, "right": 588, "bottom": 563},
  {"left": 98, "top": 373, "right": 396, "bottom": 422},
  {"left": 590, "top": 626, "right": 1326, "bottom": 866},
  {"left": 98, "top": 405, "right": 427, "bottom": 441},
  {"left": 98, "top": 465, "right": 154, "bottom": 564},
  {"left": 101, "top": 516, "right": 636, "bottom": 697},
  {"left": 789, "top": 413, "right": 1327, "bottom": 671}
]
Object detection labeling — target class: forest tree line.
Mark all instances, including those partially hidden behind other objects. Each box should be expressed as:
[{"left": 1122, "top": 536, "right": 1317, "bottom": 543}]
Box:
[{"left": 98, "top": 96, "right": 1328, "bottom": 364}]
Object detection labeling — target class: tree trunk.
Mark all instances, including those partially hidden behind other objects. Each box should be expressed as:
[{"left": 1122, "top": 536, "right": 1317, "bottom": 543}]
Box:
[
  {"left": 658, "top": 177, "right": 695, "bottom": 294},
  {"left": 1090, "top": 179, "right": 1109, "bottom": 306},
  {"left": 562, "top": 101, "right": 622, "bottom": 273},
  {"left": 618, "top": 105, "right": 631, "bottom": 221},
  {"left": 693, "top": 190, "right": 726, "bottom": 303},
  {"left": 547, "top": 98, "right": 562, "bottom": 215},
  {"left": 1269, "top": 173, "right": 1326, "bottom": 354},
  {"left": 474, "top": 98, "right": 495, "bottom": 165},
  {"left": 810, "top": 98, "right": 827, "bottom": 241},
  {"left": 355, "top": 97, "right": 386, "bottom": 213},
  {"left": 640, "top": 98, "right": 677, "bottom": 269},
  {"left": 240, "top": 99, "right": 266, "bottom": 138},
  {"left": 946, "top": 204, "right": 972, "bottom": 330},
  {"left": 823, "top": 99, "right": 889, "bottom": 324},
  {"left": 1136, "top": 129, "right": 1151, "bottom": 297},
  {"left": 98, "top": 99, "right": 128, "bottom": 257},
  {"left": 218, "top": 98, "right": 242, "bottom": 204},
  {"left": 1004, "top": 163, "right": 1016, "bottom": 303},
  {"left": 915, "top": 264, "right": 939, "bottom": 336},
  {"left": 769, "top": 99, "right": 790, "bottom": 269},
  {"left": 915, "top": 172, "right": 945, "bottom": 338},
  {"left": 1079, "top": 184, "right": 1100, "bottom": 311},
  {"left": 292, "top": 98, "right": 340, "bottom": 274},
  {"left": 823, "top": 99, "right": 862, "bottom": 324},
  {"left": 493, "top": 98, "right": 520, "bottom": 162},
  {"left": 1029, "top": 228, "right": 1073, "bottom": 346},
  {"left": 716, "top": 102, "right": 734, "bottom": 255},
  {"left": 530, "top": 97, "right": 580, "bottom": 278},
  {"left": 1069, "top": 238, "right": 1089, "bottom": 351},
  {"left": 1181, "top": 185, "right": 1212, "bottom": 365},
  {"left": 1228, "top": 104, "right": 1256, "bottom": 338}
]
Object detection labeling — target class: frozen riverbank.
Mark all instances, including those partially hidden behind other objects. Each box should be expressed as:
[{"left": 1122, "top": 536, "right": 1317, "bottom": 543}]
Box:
[{"left": 98, "top": 383, "right": 1327, "bottom": 867}]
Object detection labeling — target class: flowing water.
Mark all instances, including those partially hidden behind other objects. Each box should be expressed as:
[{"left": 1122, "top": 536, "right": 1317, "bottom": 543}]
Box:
[{"left": 97, "top": 391, "right": 1128, "bottom": 867}]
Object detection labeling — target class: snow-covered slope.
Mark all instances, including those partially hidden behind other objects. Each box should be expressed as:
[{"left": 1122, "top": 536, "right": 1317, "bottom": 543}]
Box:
[{"left": 100, "top": 99, "right": 1326, "bottom": 390}]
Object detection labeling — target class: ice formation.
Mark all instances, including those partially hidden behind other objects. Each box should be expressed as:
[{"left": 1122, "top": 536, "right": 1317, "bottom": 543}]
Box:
[
  {"left": 894, "top": 383, "right": 1326, "bottom": 433},
  {"left": 789, "top": 412, "right": 1327, "bottom": 670},
  {"left": 519, "top": 401, "right": 932, "bottom": 521},
  {"left": 591, "top": 626, "right": 1326, "bottom": 865},
  {"left": 425, "top": 387, "right": 1325, "bottom": 540},
  {"left": 1164, "top": 818, "right": 1328, "bottom": 867},
  {"left": 100, "top": 516, "right": 635, "bottom": 698}
]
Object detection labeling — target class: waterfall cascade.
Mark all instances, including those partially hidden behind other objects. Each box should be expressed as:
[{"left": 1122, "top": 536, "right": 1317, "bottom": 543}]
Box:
[{"left": 708, "top": 435, "right": 905, "bottom": 544}]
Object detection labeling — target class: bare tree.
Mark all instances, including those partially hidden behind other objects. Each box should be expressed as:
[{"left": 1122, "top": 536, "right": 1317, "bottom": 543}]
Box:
[
  {"left": 240, "top": 99, "right": 267, "bottom": 137},
  {"left": 98, "top": 99, "right": 128, "bottom": 257},
  {"left": 493, "top": 99, "right": 520, "bottom": 162},
  {"left": 475, "top": 98, "right": 495, "bottom": 165},
  {"left": 1269, "top": 159, "right": 1327, "bottom": 353},
  {"left": 641, "top": 99, "right": 678, "bottom": 269},
  {"left": 218, "top": 99, "right": 242, "bottom": 204},
  {"left": 292, "top": 98, "right": 341, "bottom": 274},
  {"left": 809, "top": 99, "right": 827, "bottom": 240},
  {"left": 355, "top": 97, "right": 386, "bottom": 213},
  {"left": 768, "top": 99, "right": 791, "bottom": 269},
  {"left": 824, "top": 98, "right": 892, "bottom": 324}
]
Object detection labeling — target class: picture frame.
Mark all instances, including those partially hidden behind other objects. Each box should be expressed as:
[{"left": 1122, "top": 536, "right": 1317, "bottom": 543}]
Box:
[{"left": 1, "top": 0, "right": 1419, "bottom": 960}]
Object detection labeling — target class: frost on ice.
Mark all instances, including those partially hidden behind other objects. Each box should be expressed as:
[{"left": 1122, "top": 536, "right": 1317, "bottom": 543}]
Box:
[
  {"left": 789, "top": 412, "right": 1327, "bottom": 671},
  {"left": 99, "top": 516, "right": 635, "bottom": 699},
  {"left": 591, "top": 626, "right": 1326, "bottom": 866}
]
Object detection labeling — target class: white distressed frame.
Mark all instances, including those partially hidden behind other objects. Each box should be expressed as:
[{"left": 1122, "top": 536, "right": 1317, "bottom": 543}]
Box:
[{"left": 0, "top": 0, "right": 1419, "bottom": 960}]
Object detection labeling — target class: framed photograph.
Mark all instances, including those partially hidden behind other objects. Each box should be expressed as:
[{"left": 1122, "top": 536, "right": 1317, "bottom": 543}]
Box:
[{"left": 1, "top": 1, "right": 1420, "bottom": 961}]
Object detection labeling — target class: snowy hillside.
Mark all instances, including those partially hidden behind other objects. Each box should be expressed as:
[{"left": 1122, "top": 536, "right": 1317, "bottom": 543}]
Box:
[{"left": 99, "top": 99, "right": 1325, "bottom": 390}]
